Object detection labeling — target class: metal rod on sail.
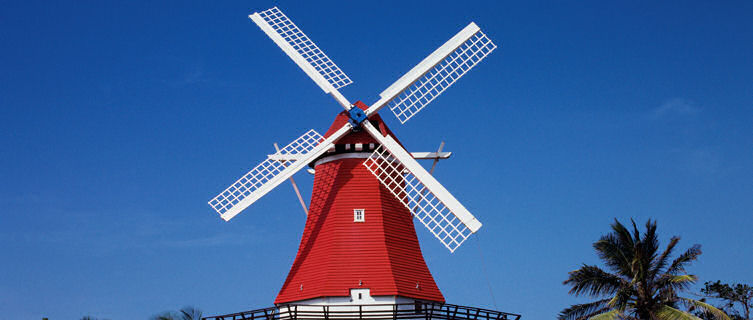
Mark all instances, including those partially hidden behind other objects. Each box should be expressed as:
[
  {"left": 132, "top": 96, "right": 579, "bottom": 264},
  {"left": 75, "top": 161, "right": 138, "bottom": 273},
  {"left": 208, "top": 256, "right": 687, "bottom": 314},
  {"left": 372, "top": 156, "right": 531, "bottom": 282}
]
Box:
[{"left": 274, "top": 143, "right": 309, "bottom": 216}]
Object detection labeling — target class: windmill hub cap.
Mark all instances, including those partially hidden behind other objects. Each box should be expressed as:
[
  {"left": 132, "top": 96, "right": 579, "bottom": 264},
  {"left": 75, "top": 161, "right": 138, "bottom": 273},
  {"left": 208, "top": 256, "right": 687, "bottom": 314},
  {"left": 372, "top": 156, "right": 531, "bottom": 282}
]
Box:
[{"left": 347, "top": 105, "right": 368, "bottom": 127}]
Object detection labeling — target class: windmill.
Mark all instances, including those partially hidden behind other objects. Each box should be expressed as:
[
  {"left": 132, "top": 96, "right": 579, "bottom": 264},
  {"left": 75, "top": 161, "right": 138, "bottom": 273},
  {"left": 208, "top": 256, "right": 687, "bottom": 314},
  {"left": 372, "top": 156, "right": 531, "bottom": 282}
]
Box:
[{"left": 205, "top": 7, "right": 519, "bottom": 320}]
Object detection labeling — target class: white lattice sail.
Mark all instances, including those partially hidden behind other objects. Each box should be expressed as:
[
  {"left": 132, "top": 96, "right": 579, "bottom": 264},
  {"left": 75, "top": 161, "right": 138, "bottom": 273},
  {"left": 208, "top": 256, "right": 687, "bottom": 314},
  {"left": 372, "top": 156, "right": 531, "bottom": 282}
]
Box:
[
  {"left": 209, "top": 129, "right": 323, "bottom": 221},
  {"left": 251, "top": 7, "right": 352, "bottom": 92},
  {"left": 363, "top": 145, "right": 474, "bottom": 252},
  {"left": 379, "top": 23, "right": 497, "bottom": 124}
]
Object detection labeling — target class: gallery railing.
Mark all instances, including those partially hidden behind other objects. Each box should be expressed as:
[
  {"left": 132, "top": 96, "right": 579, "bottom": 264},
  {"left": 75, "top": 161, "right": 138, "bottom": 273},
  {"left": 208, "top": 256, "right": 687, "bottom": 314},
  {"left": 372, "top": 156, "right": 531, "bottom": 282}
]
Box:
[{"left": 202, "top": 302, "right": 521, "bottom": 320}]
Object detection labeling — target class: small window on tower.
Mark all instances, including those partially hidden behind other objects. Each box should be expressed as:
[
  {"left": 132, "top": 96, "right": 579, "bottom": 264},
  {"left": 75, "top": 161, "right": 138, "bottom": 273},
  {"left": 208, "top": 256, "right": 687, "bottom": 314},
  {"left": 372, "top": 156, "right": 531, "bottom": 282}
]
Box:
[{"left": 354, "top": 209, "right": 365, "bottom": 222}]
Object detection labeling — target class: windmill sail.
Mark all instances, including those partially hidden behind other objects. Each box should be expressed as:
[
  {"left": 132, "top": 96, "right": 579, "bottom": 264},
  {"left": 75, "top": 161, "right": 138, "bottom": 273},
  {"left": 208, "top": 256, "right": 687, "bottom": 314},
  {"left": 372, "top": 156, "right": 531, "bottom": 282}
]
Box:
[
  {"left": 361, "top": 122, "right": 482, "bottom": 253},
  {"left": 367, "top": 22, "right": 497, "bottom": 123},
  {"left": 364, "top": 145, "right": 479, "bottom": 252},
  {"left": 250, "top": 7, "right": 353, "bottom": 93},
  {"left": 209, "top": 129, "right": 323, "bottom": 221}
]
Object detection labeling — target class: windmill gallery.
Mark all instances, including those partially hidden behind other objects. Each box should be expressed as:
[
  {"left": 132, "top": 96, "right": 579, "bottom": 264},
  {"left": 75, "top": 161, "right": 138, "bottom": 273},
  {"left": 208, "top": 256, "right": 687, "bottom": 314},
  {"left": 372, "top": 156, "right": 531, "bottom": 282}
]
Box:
[{"left": 205, "top": 7, "right": 517, "bottom": 320}]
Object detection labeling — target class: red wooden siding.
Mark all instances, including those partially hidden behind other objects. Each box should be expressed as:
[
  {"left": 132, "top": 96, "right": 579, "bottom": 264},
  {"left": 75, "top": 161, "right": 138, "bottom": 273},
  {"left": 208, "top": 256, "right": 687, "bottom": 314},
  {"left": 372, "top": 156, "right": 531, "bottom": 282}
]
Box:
[{"left": 275, "top": 106, "right": 444, "bottom": 304}]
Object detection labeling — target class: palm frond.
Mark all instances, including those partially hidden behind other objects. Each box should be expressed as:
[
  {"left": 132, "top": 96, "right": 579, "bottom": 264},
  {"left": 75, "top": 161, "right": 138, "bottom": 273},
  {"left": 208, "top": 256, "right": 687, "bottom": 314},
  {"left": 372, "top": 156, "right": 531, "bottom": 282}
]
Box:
[
  {"left": 594, "top": 235, "right": 629, "bottom": 276},
  {"left": 630, "top": 219, "right": 641, "bottom": 245},
  {"left": 594, "top": 220, "right": 636, "bottom": 277},
  {"left": 564, "top": 265, "right": 624, "bottom": 297},
  {"left": 669, "top": 274, "right": 697, "bottom": 285},
  {"left": 640, "top": 219, "right": 659, "bottom": 277},
  {"left": 629, "top": 218, "right": 653, "bottom": 283},
  {"left": 607, "top": 286, "right": 635, "bottom": 312},
  {"left": 631, "top": 236, "right": 649, "bottom": 294},
  {"left": 179, "top": 307, "right": 202, "bottom": 320},
  {"left": 558, "top": 299, "right": 612, "bottom": 320},
  {"left": 643, "top": 219, "right": 659, "bottom": 258},
  {"left": 679, "top": 297, "right": 731, "bottom": 320},
  {"left": 652, "top": 236, "right": 680, "bottom": 278},
  {"left": 589, "top": 309, "right": 623, "bottom": 320},
  {"left": 628, "top": 219, "right": 658, "bottom": 299},
  {"left": 666, "top": 245, "right": 702, "bottom": 275},
  {"left": 655, "top": 305, "right": 701, "bottom": 320},
  {"left": 657, "top": 274, "right": 698, "bottom": 293},
  {"left": 151, "top": 314, "right": 176, "bottom": 320},
  {"left": 609, "top": 219, "right": 633, "bottom": 243}
]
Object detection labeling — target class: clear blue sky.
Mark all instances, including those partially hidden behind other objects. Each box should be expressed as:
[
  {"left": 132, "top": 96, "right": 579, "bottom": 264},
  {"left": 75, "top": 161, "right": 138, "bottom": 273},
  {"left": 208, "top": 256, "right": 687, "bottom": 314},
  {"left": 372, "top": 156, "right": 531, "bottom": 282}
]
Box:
[{"left": 1, "top": 1, "right": 751, "bottom": 319}]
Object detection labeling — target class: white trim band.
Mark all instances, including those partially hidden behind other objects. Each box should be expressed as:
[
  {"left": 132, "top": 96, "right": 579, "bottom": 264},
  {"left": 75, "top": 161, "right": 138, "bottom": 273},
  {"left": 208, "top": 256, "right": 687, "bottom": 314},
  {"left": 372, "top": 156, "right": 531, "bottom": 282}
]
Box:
[{"left": 314, "top": 152, "right": 373, "bottom": 167}]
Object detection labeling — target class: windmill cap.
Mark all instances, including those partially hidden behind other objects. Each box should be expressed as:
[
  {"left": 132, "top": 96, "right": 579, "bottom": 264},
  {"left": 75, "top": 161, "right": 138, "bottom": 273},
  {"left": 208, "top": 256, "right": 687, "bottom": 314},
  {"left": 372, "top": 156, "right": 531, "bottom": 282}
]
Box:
[{"left": 321, "top": 101, "right": 404, "bottom": 147}]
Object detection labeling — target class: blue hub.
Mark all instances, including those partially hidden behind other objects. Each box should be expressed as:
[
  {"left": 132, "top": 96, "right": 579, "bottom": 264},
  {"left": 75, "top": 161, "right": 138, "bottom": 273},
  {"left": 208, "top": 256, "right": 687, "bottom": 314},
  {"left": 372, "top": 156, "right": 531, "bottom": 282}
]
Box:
[{"left": 348, "top": 107, "right": 368, "bottom": 128}]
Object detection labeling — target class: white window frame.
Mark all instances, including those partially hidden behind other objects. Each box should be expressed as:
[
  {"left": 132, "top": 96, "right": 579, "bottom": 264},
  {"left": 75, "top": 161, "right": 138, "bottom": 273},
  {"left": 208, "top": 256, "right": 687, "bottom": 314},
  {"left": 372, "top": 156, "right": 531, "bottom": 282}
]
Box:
[{"left": 353, "top": 209, "right": 365, "bottom": 222}]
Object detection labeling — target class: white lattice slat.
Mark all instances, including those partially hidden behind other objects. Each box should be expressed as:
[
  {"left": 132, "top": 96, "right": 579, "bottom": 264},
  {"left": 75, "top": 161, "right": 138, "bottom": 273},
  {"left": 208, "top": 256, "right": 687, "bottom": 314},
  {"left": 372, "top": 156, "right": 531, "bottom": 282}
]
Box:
[
  {"left": 389, "top": 31, "right": 496, "bottom": 123},
  {"left": 363, "top": 145, "right": 474, "bottom": 253},
  {"left": 367, "top": 22, "right": 497, "bottom": 122},
  {"left": 251, "top": 7, "right": 352, "bottom": 92},
  {"left": 209, "top": 130, "right": 323, "bottom": 220}
]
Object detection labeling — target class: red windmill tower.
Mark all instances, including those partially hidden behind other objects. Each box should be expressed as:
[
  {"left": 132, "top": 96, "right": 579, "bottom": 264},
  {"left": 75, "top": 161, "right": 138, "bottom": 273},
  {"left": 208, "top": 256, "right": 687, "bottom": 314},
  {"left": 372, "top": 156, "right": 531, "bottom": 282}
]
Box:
[{"left": 207, "top": 7, "right": 519, "bottom": 320}]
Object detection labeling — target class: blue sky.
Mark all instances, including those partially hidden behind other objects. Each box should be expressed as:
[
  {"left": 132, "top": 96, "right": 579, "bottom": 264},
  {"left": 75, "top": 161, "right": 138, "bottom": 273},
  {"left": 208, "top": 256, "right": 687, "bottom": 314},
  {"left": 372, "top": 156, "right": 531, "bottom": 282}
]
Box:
[{"left": 1, "top": 1, "right": 752, "bottom": 319}]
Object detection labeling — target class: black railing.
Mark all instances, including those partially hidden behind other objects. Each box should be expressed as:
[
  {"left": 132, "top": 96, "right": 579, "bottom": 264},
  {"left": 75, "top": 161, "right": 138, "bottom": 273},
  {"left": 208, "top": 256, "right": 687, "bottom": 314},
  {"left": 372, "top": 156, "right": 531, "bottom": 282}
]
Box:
[{"left": 203, "top": 302, "right": 521, "bottom": 320}]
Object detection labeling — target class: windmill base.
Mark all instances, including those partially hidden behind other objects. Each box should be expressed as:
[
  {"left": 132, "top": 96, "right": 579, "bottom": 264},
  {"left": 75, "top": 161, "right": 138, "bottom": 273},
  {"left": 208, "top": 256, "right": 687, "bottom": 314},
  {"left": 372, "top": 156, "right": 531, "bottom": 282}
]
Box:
[
  {"left": 279, "top": 289, "right": 417, "bottom": 306},
  {"left": 203, "top": 301, "right": 521, "bottom": 320}
]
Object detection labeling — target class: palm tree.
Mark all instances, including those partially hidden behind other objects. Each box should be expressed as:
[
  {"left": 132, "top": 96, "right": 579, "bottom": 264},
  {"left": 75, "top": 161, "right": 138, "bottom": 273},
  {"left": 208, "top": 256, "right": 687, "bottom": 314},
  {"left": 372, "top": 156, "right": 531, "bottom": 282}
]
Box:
[
  {"left": 151, "top": 306, "right": 202, "bottom": 320},
  {"left": 559, "top": 218, "right": 729, "bottom": 320},
  {"left": 151, "top": 312, "right": 177, "bottom": 320},
  {"left": 178, "top": 306, "right": 203, "bottom": 320}
]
